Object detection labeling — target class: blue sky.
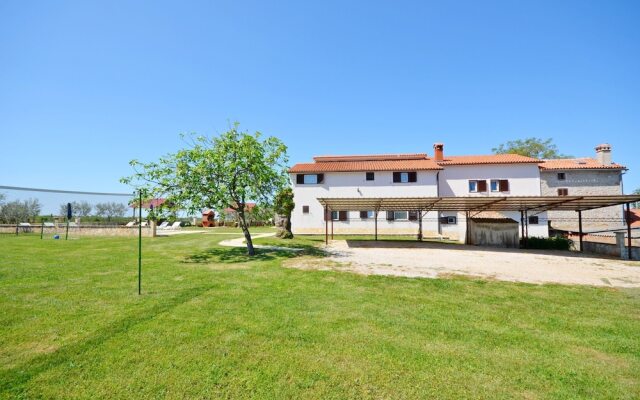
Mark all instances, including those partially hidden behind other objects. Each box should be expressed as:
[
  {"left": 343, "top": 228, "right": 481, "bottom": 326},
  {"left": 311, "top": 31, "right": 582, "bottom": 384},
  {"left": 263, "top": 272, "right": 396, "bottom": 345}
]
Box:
[{"left": 1, "top": 0, "right": 639, "bottom": 206}]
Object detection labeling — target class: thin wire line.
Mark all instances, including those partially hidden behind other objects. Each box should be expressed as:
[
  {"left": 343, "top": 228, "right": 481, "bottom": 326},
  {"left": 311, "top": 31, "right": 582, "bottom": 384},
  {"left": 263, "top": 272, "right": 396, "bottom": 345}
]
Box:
[{"left": 0, "top": 185, "right": 133, "bottom": 197}]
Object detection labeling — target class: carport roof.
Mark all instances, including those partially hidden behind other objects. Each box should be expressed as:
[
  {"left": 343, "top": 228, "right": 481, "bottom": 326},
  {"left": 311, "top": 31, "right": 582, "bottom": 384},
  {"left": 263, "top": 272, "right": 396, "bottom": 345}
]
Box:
[{"left": 317, "top": 195, "right": 640, "bottom": 212}]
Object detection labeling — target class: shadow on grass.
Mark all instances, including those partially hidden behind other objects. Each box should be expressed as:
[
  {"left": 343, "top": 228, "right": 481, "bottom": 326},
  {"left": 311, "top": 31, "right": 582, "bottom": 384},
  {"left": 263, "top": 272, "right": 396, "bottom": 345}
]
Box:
[
  {"left": 183, "top": 244, "right": 325, "bottom": 265},
  {"left": 0, "top": 285, "right": 213, "bottom": 396}
]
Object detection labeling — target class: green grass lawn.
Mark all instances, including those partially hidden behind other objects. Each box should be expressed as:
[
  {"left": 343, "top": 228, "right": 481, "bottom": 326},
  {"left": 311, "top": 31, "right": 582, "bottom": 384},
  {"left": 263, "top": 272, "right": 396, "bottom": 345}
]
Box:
[{"left": 1, "top": 234, "right": 639, "bottom": 399}]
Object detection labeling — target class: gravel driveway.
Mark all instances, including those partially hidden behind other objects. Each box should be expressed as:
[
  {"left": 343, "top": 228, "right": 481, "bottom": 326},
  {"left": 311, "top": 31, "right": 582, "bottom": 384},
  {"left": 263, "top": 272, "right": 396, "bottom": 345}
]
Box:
[{"left": 300, "top": 240, "right": 640, "bottom": 287}]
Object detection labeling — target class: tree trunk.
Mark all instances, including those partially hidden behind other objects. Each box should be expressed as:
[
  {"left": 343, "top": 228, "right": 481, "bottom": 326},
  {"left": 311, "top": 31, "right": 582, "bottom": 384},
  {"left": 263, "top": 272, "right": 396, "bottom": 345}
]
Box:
[
  {"left": 237, "top": 209, "right": 255, "bottom": 256},
  {"left": 276, "top": 213, "right": 293, "bottom": 238}
]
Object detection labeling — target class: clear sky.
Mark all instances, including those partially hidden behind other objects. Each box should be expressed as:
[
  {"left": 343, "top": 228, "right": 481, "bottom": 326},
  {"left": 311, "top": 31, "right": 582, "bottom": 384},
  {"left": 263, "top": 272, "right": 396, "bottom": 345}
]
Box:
[{"left": 1, "top": 0, "right": 639, "bottom": 203}]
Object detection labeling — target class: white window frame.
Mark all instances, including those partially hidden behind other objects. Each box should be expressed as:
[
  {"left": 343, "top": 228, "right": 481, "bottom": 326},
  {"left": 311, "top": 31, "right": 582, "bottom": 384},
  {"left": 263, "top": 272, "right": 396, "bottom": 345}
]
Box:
[
  {"left": 394, "top": 211, "right": 408, "bottom": 220},
  {"left": 490, "top": 180, "right": 499, "bottom": 192},
  {"left": 468, "top": 181, "right": 478, "bottom": 193},
  {"left": 447, "top": 216, "right": 457, "bottom": 224},
  {"left": 303, "top": 174, "right": 318, "bottom": 184},
  {"left": 399, "top": 172, "right": 409, "bottom": 183}
]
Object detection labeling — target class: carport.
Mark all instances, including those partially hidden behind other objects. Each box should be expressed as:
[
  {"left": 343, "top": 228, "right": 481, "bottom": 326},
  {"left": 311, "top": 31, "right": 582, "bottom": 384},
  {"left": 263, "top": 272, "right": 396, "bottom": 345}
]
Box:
[{"left": 317, "top": 195, "right": 640, "bottom": 259}]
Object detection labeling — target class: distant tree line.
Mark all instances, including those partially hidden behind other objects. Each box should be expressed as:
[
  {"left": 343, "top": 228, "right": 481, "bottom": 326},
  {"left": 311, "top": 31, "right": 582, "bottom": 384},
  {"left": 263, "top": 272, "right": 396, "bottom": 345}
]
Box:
[
  {"left": 58, "top": 201, "right": 128, "bottom": 220},
  {"left": 0, "top": 193, "right": 42, "bottom": 223}
]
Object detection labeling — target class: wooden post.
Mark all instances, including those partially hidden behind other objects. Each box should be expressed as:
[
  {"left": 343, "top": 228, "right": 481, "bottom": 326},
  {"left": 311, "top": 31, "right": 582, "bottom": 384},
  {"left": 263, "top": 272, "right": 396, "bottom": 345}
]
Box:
[
  {"left": 520, "top": 210, "right": 524, "bottom": 248},
  {"left": 374, "top": 210, "right": 378, "bottom": 241},
  {"left": 331, "top": 213, "right": 334, "bottom": 240},
  {"left": 578, "top": 210, "right": 583, "bottom": 252},
  {"left": 626, "top": 203, "right": 632, "bottom": 260},
  {"left": 325, "top": 206, "right": 328, "bottom": 245},
  {"left": 418, "top": 210, "right": 423, "bottom": 241}
]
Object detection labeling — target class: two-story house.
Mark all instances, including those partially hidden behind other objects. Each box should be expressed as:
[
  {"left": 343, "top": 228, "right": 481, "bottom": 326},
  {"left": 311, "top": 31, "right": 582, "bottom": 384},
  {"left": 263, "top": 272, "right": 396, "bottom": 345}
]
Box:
[
  {"left": 540, "top": 144, "right": 627, "bottom": 232},
  {"left": 289, "top": 143, "right": 549, "bottom": 242}
]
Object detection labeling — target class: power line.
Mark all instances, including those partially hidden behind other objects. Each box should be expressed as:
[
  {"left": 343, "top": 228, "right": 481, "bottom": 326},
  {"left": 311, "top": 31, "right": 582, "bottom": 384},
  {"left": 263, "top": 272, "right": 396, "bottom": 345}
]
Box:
[{"left": 0, "top": 185, "right": 132, "bottom": 197}]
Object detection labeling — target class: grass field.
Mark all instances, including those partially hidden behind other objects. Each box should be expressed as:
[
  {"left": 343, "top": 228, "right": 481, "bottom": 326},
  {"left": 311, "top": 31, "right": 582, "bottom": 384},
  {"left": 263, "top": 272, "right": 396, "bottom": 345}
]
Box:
[{"left": 1, "top": 231, "right": 639, "bottom": 399}]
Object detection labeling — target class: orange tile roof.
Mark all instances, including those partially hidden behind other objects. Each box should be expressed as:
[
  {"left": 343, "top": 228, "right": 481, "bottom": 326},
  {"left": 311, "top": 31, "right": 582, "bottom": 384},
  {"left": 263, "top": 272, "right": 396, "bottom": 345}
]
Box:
[
  {"left": 290, "top": 159, "right": 442, "bottom": 173},
  {"left": 436, "top": 154, "right": 540, "bottom": 165},
  {"left": 313, "top": 153, "right": 428, "bottom": 162},
  {"left": 539, "top": 158, "right": 625, "bottom": 170},
  {"left": 628, "top": 209, "right": 640, "bottom": 228}
]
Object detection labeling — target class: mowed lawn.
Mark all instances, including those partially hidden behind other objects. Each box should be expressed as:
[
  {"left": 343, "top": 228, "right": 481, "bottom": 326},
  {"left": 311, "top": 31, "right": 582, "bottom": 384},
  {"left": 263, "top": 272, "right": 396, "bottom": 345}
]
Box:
[{"left": 0, "top": 232, "right": 639, "bottom": 399}]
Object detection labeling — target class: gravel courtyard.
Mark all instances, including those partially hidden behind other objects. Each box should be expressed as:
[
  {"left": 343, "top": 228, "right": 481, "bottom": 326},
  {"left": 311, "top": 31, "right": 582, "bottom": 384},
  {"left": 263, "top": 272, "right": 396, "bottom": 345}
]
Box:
[{"left": 293, "top": 240, "right": 640, "bottom": 287}]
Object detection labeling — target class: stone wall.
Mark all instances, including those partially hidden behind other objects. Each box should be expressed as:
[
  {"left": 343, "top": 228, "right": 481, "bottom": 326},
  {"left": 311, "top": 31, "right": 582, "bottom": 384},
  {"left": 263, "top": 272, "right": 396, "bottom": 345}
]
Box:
[{"left": 540, "top": 170, "right": 624, "bottom": 231}]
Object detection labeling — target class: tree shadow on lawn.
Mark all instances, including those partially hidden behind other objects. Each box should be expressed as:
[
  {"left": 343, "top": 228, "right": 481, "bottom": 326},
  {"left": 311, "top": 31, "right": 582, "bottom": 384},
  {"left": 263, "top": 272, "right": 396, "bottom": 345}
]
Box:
[
  {"left": 183, "top": 245, "right": 324, "bottom": 265},
  {"left": 0, "top": 285, "right": 213, "bottom": 396}
]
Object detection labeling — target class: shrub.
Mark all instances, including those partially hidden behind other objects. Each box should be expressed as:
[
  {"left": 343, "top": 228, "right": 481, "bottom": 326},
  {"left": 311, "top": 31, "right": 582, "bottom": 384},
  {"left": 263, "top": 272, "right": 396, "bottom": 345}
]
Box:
[{"left": 521, "top": 236, "right": 573, "bottom": 250}]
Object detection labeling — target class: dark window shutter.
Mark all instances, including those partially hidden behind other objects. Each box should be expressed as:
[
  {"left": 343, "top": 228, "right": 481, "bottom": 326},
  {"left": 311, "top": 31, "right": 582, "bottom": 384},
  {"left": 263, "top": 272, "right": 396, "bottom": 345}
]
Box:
[
  {"left": 477, "top": 180, "right": 487, "bottom": 192},
  {"left": 360, "top": 211, "right": 368, "bottom": 219},
  {"left": 296, "top": 174, "right": 304, "bottom": 184},
  {"left": 408, "top": 211, "right": 418, "bottom": 221},
  {"left": 339, "top": 211, "right": 347, "bottom": 221},
  {"left": 408, "top": 172, "right": 417, "bottom": 182},
  {"left": 558, "top": 188, "right": 568, "bottom": 196},
  {"left": 366, "top": 172, "right": 374, "bottom": 181},
  {"left": 440, "top": 216, "right": 449, "bottom": 224},
  {"left": 499, "top": 180, "right": 509, "bottom": 192},
  {"left": 386, "top": 211, "right": 395, "bottom": 221},
  {"left": 317, "top": 174, "right": 324, "bottom": 183},
  {"left": 393, "top": 172, "right": 401, "bottom": 183},
  {"left": 528, "top": 216, "right": 539, "bottom": 224},
  {"left": 302, "top": 206, "right": 309, "bottom": 214}
]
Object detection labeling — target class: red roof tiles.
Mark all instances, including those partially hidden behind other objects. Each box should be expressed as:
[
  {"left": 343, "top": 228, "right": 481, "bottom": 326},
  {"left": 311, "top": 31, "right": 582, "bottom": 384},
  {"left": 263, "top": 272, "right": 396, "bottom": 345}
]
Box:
[
  {"left": 436, "top": 154, "right": 540, "bottom": 165},
  {"left": 539, "top": 158, "right": 625, "bottom": 170},
  {"left": 290, "top": 159, "right": 442, "bottom": 173}
]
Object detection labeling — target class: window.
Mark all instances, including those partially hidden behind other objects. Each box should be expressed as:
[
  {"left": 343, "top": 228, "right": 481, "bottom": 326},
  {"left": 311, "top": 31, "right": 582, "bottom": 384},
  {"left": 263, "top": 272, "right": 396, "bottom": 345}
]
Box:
[
  {"left": 557, "top": 172, "right": 566, "bottom": 181},
  {"left": 440, "top": 216, "right": 457, "bottom": 225},
  {"left": 366, "top": 172, "right": 375, "bottom": 181},
  {"left": 359, "top": 211, "right": 375, "bottom": 219},
  {"left": 331, "top": 211, "right": 348, "bottom": 221},
  {"left": 528, "top": 216, "right": 539, "bottom": 224},
  {"left": 302, "top": 206, "right": 309, "bottom": 214},
  {"left": 408, "top": 211, "right": 418, "bottom": 221},
  {"left": 386, "top": 211, "right": 409, "bottom": 221},
  {"left": 469, "top": 180, "right": 487, "bottom": 193},
  {"left": 558, "top": 188, "right": 569, "bottom": 196},
  {"left": 490, "top": 179, "right": 509, "bottom": 192},
  {"left": 296, "top": 174, "right": 324, "bottom": 184},
  {"left": 393, "top": 171, "right": 417, "bottom": 183}
]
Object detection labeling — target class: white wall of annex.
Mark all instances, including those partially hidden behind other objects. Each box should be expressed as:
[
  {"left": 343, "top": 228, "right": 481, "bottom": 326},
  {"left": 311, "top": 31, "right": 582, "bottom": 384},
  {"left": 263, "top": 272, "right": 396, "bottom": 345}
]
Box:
[{"left": 439, "top": 164, "right": 541, "bottom": 197}]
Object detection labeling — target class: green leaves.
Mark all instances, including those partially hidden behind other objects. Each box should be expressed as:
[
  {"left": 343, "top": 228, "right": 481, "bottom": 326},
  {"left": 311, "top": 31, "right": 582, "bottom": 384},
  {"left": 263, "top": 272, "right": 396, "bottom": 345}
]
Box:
[
  {"left": 120, "top": 123, "right": 290, "bottom": 252},
  {"left": 492, "top": 137, "right": 571, "bottom": 159}
]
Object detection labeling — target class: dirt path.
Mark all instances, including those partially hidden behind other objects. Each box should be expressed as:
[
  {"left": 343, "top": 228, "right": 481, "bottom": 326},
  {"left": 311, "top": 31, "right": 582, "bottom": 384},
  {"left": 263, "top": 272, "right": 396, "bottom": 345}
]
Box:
[
  {"left": 219, "top": 232, "right": 302, "bottom": 252},
  {"left": 291, "top": 240, "right": 640, "bottom": 288}
]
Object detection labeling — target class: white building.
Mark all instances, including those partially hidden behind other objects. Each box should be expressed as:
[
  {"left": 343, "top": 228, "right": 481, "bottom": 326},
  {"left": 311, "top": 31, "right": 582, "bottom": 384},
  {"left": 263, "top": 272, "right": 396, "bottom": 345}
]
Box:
[{"left": 289, "top": 143, "right": 549, "bottom": 242}]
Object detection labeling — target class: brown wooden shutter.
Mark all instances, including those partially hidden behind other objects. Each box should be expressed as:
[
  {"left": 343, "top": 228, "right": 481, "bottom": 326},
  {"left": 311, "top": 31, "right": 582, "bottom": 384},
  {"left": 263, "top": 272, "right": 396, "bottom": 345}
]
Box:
[
  {"left": 499, "top": 179, "right": 509, "bottom": 192},
  {"left": 339, "top": 211, "right": 347, "bottom": 221},
  {"left": 440, "top": 216, "right": 449, "bottom": 224},
  {"left": 393, "top": 172, "right": 401, "bottom": 183},
  {"left": 317, "top": 174, "right": 324, "bottom": 183},
  {"left": 296, "top": 174, "right": 304, "bottom": 184},
  {"left": 408, "top": 211, "right": 418, "bottom": 221},
  {"left": 408, "top": 172, "right": 417, "bottom": 182},
  {"left": 302, "top": 206, "right": 309, "bottom": 214},
  {"left": 359, "top": 211, "right": 368, "bottom": 219},
  {"left": 386, "top": 211, "right": 395, "bottom": 221},
  {"left": 477, "top": 180, "right": 487, "bottom": 192}
]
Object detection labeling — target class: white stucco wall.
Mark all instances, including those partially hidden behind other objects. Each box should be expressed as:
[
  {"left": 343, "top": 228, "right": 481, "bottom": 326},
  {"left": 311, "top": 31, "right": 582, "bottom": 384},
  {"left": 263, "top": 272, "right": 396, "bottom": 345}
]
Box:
[
  {"left": 291, "top": 171, "right": 439, "bottom": 235},
  {"left": 291, "top": 164, "right": 549, "bottom": 241}
]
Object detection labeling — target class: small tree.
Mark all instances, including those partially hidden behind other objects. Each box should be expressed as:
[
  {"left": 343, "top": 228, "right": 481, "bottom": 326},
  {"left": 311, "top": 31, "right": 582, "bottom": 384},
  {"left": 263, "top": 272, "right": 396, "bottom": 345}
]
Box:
[
  {"left": 0, "top": 199, "right": 41, "bottom": 223},
  {"left": 96, "top": 202, "right": 128, "bottom": 220},
  {"left": 274, "top": 187, "right": 294, "bottom": 238},
  {"left": 121, "top": 123, "right": 289, "bottom": 255},
  {"left": 632, "top": 188, "right": 640, "bottom": 209},
  {"left": 59, "top": 201, "right": 92, "bottom": 218},
  {"left": 492, "top": 137, "right": 570, "bottom": 159}
]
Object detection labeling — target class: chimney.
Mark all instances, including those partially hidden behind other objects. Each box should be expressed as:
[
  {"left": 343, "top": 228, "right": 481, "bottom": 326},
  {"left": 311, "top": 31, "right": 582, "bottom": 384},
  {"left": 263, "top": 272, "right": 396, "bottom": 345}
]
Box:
[
  {"left": 595, "top": 143, "right": 612, "bottom": 165},
  {"left": 433, "top": 143, "right": 444, "bottom": 162}
]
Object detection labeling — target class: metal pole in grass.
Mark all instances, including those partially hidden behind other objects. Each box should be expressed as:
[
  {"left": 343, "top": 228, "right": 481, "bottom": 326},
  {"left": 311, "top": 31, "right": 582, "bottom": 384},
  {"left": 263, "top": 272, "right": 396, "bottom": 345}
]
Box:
[
  {"left": 40, "top": 218, "right": 44, "bottom": 239},
  {"left": 138, "top": 190, "right": 142, "bottom": 295},
  {"left": 65, "top": 203, "right": 71, "bottom": 240}
]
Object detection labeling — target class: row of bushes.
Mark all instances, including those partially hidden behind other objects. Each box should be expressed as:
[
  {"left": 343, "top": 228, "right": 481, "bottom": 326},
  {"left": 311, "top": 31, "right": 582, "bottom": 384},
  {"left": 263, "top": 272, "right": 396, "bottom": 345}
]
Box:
[{"left": 521, "top": 236, "right": 573, "bottom": 250}]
